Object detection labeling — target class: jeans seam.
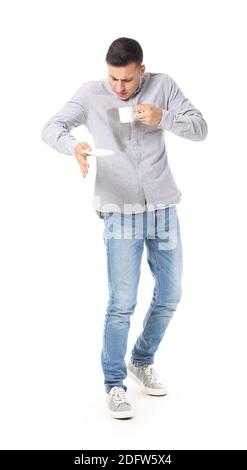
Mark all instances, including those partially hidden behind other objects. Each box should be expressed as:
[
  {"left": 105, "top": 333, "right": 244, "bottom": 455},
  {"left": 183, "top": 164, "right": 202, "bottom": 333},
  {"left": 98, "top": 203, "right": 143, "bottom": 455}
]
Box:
[
  {"left": 103, "top": 238, "right": 112, "bottom": 369},
  {"left": 142, "top": 242, "right": 161, "bottom": 333}
]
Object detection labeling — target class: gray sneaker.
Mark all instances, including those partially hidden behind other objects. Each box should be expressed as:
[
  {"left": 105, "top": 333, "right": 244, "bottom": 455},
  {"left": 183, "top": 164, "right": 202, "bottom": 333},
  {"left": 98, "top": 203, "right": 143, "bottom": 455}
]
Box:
[
  {"left": 106, "top": 386, "right": 135, "bottom": 419},
  {"left": 127, "top": 360, "right": 168, "bottom": 396}
]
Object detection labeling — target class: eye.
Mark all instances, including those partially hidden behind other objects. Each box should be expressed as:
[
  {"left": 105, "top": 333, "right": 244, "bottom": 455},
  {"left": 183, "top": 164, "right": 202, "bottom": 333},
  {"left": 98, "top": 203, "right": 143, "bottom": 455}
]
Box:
[{"left": 111, "top": 77, "right": 133, "bottom": 82}]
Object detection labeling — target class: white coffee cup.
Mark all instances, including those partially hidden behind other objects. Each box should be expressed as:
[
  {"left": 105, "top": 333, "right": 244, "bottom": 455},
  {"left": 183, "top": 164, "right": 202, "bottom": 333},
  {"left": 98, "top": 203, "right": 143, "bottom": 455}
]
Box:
[{"left": 118, "top": 106, "right": 140, "bottom": 123}]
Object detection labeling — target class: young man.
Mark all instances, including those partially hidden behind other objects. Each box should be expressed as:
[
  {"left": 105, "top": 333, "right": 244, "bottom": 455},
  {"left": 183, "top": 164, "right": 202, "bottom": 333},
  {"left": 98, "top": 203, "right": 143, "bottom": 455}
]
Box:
[{"left": 41, "top": 37, "right": 208, "bottom": 420}]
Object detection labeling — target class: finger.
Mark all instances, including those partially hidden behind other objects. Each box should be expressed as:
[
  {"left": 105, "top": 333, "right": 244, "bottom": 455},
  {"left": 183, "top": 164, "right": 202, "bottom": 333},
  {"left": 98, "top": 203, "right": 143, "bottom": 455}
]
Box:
[
  {"left": 82, "top": 165, "right": 88, "bottom": 173},
  {"left": 81, "top": 155, "right": 89, "bottom": 161},
  {"left": 138, "top": 110, "right": 151, "bottom": 118},
  {"left": 135, "top": 108, "right": 147, "bottom": 116},
  {"left": 81, "top": 168, "right": 88, "bottom": 177},
  {"left": 79, "top": 146, "right": 92, "bottom": 156},
  {"left": 78, "top": 156, "right": 89, "bottom": 167},
  {"left": 134, "top": 104, "right": 145, "bottom": 112},
  {"left": 137, "top": 115, "right": 147, "bottom": 121},
  {"left": 135, "top": 111, "right": 146, "bottom": 120},
  {"left": 79, "top": 164, "right": 87, "bottom": 177},
  {"left": 79, "top": 161, "right": 89, "bottom": 173}
]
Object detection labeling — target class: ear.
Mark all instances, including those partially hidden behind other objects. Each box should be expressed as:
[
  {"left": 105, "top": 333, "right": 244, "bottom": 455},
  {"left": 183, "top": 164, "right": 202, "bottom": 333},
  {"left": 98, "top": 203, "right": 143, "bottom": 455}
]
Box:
[{"left": 140, "top": 64, "right": 145, "bottom": 74}]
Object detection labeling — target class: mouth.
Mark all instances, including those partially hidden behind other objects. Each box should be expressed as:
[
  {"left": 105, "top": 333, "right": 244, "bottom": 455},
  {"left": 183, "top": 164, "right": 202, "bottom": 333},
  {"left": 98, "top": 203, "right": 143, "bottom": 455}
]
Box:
[{"left": 117, "top": 91, "right": 127, "bottom": 97}]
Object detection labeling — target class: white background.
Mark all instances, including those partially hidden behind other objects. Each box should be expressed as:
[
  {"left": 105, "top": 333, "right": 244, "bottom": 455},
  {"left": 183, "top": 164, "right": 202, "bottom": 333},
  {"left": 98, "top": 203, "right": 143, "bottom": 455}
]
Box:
[{"left": 0, "top": 0, "right": 246, "bottom": 450}]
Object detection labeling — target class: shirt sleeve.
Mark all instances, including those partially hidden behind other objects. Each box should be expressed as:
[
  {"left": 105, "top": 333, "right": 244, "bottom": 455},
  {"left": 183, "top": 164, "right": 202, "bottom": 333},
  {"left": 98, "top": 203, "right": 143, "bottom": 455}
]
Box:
[
  {"left": 157, "top": 75, "right": 208, "bottom": 141},
  {"left": 41, "top": 82, "right": 90, "bottom": 156}
]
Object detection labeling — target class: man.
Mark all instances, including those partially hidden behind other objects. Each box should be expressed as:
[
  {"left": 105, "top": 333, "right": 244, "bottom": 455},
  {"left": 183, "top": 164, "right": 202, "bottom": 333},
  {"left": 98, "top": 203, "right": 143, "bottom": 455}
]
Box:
[{"left": 41, "top": 37, "right": 208, "bottom": 420}]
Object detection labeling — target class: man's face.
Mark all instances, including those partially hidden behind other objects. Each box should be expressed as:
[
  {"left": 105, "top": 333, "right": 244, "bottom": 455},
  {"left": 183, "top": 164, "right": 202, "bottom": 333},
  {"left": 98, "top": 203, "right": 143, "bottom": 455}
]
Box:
[{"left": 107, "top": 62, "right": 145, "bottom": 100}]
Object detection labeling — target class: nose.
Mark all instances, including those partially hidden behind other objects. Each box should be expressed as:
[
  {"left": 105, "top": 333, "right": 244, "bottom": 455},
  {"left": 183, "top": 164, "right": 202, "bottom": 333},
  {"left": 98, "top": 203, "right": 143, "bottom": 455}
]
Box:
[{"left": 117, "top": 80, "right": 125, "bottom": 92}]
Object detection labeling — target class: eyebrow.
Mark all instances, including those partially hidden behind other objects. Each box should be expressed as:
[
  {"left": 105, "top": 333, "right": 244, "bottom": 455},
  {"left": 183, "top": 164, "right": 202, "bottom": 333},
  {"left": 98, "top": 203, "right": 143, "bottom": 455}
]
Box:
[{"left": 110, "top": 74, "right": 134, "bottom": 80}]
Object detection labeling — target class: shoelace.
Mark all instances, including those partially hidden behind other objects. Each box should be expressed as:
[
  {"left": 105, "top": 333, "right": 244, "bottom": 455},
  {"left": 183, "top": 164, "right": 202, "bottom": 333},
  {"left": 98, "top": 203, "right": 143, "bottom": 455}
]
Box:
[
  {"left": 142, "top": 365, "right": 161, "bottom": 384},
  {"left": 110, "top": 387, "right": 128, "bottom": 404}
]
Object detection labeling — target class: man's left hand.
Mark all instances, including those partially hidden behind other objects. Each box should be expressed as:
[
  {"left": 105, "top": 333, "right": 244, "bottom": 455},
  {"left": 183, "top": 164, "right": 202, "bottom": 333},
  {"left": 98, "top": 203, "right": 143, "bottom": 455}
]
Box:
[{"left": 133, "top": 104, "right": 163, "bottom": 125}]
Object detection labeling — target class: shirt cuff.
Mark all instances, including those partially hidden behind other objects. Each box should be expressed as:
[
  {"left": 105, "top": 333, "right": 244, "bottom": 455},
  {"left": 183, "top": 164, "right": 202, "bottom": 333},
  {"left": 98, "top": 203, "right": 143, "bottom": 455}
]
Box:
[{"left": 71, "top": 140, "right": 80, "bottom": 156}]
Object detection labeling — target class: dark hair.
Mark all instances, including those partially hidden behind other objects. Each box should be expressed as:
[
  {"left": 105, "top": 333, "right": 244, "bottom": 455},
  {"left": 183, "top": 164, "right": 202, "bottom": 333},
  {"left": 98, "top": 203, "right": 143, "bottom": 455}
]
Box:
[{"left": 105, "top": 37, "right": 143, "bottom": 66}]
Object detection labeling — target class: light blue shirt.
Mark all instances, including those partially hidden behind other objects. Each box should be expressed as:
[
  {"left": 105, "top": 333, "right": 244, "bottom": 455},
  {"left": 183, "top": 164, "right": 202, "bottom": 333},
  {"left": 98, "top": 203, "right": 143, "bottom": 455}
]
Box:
[{"left": 41, "top": 72, "right": 208, "bottom": 215}]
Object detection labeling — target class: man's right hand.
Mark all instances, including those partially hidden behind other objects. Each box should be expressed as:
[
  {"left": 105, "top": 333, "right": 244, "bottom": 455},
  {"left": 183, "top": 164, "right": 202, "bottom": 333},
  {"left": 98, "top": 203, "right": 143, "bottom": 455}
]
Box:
[{"left": 74, "top": 142, "right": 92, "bottom": 178}]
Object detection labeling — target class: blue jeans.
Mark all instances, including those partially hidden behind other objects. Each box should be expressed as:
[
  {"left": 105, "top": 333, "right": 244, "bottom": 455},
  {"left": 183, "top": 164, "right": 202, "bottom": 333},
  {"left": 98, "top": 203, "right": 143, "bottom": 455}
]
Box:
[{"left": 99, "top": 207, "right": 183, "bottom": 393}]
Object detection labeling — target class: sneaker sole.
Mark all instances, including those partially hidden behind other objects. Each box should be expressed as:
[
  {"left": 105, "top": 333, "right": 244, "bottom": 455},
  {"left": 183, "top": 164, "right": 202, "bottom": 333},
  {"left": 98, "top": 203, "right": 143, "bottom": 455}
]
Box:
[
  {"left": 127, "top": 368, "right": 168, "bottom": 396},
  {"left": 109, "top": 409, "right": 135, "bottom": 419}
]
